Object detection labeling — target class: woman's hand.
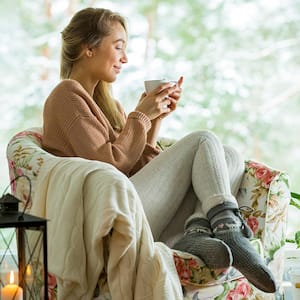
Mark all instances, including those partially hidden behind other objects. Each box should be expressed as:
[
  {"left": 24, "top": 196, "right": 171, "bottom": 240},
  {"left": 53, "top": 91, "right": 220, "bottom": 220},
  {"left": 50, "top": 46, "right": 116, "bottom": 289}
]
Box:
[
  {"left": 160, "top": 76, "right": 183, "bottom": 119},
  {"left": 135, "top": 76, "right": 183, "bottom": 120}
]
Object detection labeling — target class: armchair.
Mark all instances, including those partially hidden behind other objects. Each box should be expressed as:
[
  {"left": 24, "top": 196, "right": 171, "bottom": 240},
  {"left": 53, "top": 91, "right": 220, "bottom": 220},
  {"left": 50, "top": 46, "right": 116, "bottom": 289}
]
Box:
[{"left": 6, "top": 128, "right": 290, "bottom": 299}]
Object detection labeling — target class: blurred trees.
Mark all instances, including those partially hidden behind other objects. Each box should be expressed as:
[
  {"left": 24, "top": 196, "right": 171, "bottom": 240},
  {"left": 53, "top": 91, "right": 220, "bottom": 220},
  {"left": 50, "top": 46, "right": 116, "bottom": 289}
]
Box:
[
  {"left": 136, "top": 0, "right": 300, "bottom": 164},
  {"left": 0, "top": 0, "right": 299, "bottom": 232}
]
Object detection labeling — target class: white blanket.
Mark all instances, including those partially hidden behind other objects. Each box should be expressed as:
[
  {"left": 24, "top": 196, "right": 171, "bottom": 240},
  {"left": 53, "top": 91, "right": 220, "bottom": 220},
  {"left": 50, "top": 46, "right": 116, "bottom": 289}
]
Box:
[{"left": 31, "top": 156, "right": 182, "bottom": 300}]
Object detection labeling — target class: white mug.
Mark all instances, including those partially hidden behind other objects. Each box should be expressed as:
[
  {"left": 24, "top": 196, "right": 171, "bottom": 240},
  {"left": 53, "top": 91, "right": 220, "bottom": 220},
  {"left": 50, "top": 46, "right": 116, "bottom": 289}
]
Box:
[{"left": 144, "top": 79, "right": 177, "bottom": 93}]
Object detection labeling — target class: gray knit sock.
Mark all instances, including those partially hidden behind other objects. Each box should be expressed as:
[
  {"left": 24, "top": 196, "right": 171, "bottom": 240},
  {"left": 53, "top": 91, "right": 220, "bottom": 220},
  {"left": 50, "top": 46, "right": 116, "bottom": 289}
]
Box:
[
  {"left": 208, "top": 204, "right": 276, "bottom": 293},
  {"left": 173, "top": 218, "right": 233, "bottom": 269}
]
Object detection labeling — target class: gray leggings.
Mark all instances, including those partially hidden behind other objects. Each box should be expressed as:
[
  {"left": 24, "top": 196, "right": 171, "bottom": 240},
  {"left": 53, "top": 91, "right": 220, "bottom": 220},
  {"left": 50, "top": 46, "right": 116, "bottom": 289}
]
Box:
[{"left": 130, "top": 130, "right": 244, "bottom": 242}]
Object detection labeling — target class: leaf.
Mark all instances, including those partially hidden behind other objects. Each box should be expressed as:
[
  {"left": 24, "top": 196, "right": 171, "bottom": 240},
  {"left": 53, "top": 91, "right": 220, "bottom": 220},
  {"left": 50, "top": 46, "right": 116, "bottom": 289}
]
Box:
[
  {"left": 214, "top": 282, "right": 230, "bottom": 300},
  {"left": 295, "top": 231, "right": 300, "bottom": 249},
  {"left": 289, "top": 194, "right": 300, "bottom": 243},
  {"left": 291, "top": 192, "right": 300, "bottom": 200},
  {"left": 290, "top": 197, "right": 300, "bottom": 210}
]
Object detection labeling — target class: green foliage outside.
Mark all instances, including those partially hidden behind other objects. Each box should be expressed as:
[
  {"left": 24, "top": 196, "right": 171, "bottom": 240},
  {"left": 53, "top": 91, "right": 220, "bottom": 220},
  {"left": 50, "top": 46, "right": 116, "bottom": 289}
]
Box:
[
  {"left": 0, "top": 0, "right": 299, "bottom": 237},
  {"left": 288, "top": 193, "right": 300, "bottom": 248}
]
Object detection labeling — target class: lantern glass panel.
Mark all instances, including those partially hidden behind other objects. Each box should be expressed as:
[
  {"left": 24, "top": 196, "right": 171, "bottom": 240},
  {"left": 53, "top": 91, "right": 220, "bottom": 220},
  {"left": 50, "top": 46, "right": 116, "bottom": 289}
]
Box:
[
  {"left": 0, "top": 212, "right": 48, "bottom": 300},
  {"left": 0, "top": 228, "right": 18, "bottom": 286}
]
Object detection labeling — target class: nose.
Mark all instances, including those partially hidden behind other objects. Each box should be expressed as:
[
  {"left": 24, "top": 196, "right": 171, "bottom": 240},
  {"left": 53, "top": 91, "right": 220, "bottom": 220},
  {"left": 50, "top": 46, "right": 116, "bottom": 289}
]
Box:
[{"left": 121, "top": 52, "right": 128, "bottom": 64}]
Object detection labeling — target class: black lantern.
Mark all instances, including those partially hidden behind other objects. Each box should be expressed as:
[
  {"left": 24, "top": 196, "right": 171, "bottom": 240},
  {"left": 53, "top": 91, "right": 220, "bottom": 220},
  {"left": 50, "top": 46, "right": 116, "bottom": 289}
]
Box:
[{"left": 0, "top": 192, "right": 48, "bottom": 300}]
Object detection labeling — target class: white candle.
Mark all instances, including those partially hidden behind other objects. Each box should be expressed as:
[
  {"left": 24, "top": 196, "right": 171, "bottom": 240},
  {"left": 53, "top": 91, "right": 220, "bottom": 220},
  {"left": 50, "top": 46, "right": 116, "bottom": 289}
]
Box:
[{"left": 1, "top": 271, "right": 23, "bottom": 300}]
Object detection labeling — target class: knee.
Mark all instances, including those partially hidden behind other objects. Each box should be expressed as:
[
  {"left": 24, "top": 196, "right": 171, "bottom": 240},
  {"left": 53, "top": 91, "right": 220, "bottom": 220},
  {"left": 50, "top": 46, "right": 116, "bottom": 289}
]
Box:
[
  {"left": 224, "top": 145, "right": 244, "bottom": 168},
  {"left": 180, "top": 130, "right": 223, "bottom": 152},
  {"left": 223, "top": 147, "right": 245, "bottom": 191},
  {"left": 189, "top": 130, "right": 222, "bottom": 146}
]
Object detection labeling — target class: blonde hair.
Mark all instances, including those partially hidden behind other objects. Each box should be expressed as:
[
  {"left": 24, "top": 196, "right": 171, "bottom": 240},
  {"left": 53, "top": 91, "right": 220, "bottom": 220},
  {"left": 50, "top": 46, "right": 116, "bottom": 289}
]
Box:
[{"left": 60, "top": 7, "right": 126, "bottom": 131}]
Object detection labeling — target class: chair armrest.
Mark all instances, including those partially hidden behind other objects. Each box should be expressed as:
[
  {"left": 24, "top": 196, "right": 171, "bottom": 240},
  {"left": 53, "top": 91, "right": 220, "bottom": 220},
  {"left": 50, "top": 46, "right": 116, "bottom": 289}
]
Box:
[
  {"left": 237, "top": 160, "right": 290, "bottom": 285},
  {"left": 6, "top": 128, "right": 50, "bottom": 212},
  {"left": 237, "top": 160, "right": 290, "bottom": 256}
]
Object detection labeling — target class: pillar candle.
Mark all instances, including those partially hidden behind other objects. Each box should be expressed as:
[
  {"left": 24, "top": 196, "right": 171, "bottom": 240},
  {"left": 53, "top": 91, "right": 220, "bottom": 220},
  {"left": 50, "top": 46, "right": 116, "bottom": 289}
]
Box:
[{"left": 1, "top": 271, "right": 23, "bottom": 300}]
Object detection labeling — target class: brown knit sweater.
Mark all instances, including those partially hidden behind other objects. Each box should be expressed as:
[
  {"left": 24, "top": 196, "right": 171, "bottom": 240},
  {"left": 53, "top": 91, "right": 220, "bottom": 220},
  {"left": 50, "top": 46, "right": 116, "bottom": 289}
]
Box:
[{"left": 42, "top": 79, "right": 160, "bottom": 176}]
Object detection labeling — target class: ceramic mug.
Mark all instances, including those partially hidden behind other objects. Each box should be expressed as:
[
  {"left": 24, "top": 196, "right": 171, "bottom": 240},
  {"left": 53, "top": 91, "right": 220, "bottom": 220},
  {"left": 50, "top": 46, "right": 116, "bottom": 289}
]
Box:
[{"left": 144, "top": 79, "right": 177, "bottom": 93}]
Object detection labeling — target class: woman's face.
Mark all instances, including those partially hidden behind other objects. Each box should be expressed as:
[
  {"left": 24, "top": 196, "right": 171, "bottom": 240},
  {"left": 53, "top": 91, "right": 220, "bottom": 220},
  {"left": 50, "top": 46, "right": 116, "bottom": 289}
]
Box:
[{"left": 89, "top": 22, "right": 128, "bottom": 83}]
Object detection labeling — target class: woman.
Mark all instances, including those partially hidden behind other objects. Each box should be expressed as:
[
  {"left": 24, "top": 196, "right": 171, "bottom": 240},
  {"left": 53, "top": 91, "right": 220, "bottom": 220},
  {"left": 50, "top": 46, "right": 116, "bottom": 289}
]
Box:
[{"left": 42, "top": 7, "right": 276, "bottom": 293}]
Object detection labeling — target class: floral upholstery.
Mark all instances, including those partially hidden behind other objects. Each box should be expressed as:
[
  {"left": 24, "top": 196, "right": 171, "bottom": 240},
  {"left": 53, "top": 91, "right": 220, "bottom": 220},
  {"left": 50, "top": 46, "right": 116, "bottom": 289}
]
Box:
[
  {"left": 6, "top": 127, "right": 49, "bottom": 212},
  {"left": 6, "top": 128, "right": 290, "bottom": 300}
]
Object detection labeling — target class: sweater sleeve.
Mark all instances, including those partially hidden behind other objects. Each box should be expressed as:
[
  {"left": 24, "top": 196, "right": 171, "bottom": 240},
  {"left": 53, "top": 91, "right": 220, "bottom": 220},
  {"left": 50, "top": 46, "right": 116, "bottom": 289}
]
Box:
[
  {"left": 115, "top": 101, "right": 161, "bottom": 176},
  {"left": 42, "top": 80, "right": 159, "bottom": 176},
  {"left": 67, "top": 111, "right": 153, "bottom": 175}
]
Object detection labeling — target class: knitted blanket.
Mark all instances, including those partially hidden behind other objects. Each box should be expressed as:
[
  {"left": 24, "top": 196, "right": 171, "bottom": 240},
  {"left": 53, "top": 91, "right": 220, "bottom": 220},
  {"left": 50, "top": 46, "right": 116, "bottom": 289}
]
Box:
[{"left": 30, "top": 156, "right": 182, "bottom": 299}]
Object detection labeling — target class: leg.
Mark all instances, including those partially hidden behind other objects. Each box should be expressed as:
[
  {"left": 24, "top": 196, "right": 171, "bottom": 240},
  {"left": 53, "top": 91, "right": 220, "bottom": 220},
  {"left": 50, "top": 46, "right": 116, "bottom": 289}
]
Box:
[
  {"left": 174, "top": 132, "right": 275, "bottom": 292},
  {"left": 131, "top": 130, "right": 275, "bottom": 292},
  {"left": 224, "top": 145, "right": 245, "bottom": 197},
  {"left": 204, "top": 146, "right": 275, "bottom": 292},
  {"left": 157, "top": 187, "right": 196, "bottom": 247},
  {"left": 159, "top": 144, "right": 244, "bottom": 245},
  {"left": 130, "top": 131, "right": 200, "bottom": 240},
  {"left": 131, "top": 131, "right": 239, "bottom": 268},
  {"left": 186, "top": 144, "right": 244, "bottom": 223},
  {"left": 130, "top": 130, "right": 238, "bottom": 239}
]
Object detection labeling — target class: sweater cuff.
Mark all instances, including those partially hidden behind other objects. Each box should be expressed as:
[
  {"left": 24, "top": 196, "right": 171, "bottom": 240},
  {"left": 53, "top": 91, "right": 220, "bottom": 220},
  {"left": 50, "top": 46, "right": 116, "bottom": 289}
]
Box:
[
  {"left": 128, "top": 111, "right": 151, "bottom": 132},
  {"left": 144, "top": 143, "right": 161, "bottom": 156}
]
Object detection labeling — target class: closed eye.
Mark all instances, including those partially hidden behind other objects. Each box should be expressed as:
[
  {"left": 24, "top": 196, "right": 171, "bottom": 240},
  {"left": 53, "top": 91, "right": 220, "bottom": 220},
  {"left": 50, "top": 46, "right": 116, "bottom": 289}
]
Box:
[{"left": 114, "top": 39, "right": 126, "bottom": 50}]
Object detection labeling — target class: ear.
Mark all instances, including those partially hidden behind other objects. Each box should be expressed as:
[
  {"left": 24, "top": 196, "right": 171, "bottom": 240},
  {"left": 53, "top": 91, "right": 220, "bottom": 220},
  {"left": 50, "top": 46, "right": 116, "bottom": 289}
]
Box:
[{"left": 86, "top": 49, "right": 93, "bottom": 57}]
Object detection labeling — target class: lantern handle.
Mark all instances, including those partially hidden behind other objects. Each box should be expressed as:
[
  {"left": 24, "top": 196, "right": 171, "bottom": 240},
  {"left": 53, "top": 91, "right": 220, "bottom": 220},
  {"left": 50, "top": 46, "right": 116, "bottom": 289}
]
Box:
[{"left": 1, "top": 175, "right": 32, "bottom": 219}]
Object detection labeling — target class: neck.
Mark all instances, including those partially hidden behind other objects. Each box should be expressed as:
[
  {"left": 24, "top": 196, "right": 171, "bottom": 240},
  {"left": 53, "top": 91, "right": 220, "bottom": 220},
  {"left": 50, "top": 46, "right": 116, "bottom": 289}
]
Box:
[{"left": 69, "top": 68, "right": 98, "bottom": 97}]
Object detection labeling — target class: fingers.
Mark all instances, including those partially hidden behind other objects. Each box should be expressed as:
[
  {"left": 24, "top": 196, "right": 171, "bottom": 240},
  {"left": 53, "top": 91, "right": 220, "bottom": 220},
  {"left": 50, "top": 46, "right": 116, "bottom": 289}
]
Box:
[
  {"left": 153, "top": 82, "right": 177, "bottom": 96},
  {"left": 161, "top": 97, "right": 171, "bottom": 109},
  {"left": 168, "top": 97, "right": 178, "bottom": 110},
  {"left": 139, "top": 77, "right": 183, "bottom": 120},
  {"left": 158, "top": 83, "right": 181, "bottom": 110},
  {"left": 170, "top": 76, "right": 183, "bottom": 99},
  {"left": 177, "top": 76, "right": 184, "bottom": 87},
  {"left": 161, "top": 96, "right": 180, "bottom": 112},
  {"left": 140, "top": 82, "right": 180, "bottom": 117},
  {"left": 169, "top": 86, "right": 182, "bottom": 101}
]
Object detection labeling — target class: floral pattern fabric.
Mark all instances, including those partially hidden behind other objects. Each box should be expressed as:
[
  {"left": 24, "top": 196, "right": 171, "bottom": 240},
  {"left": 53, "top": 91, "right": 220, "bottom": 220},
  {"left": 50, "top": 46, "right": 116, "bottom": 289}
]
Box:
[
  {"left": 6, "top": 127, "right": 49, "bottom": 212},
  {"left": 6, "top": 129, "right": 291, "bottom": 300}
]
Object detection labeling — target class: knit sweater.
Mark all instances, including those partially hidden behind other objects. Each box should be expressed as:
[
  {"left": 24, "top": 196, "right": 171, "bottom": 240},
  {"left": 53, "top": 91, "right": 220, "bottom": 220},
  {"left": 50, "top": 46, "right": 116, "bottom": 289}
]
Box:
[{"left": 42, "top": 79, "right": 160, "bottom": 177}]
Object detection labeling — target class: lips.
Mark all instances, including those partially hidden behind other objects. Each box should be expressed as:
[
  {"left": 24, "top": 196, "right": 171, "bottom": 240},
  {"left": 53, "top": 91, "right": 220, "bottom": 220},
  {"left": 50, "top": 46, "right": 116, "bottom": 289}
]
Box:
[{"left": 114, "top": 66, "right": 121, "bottom": 73}]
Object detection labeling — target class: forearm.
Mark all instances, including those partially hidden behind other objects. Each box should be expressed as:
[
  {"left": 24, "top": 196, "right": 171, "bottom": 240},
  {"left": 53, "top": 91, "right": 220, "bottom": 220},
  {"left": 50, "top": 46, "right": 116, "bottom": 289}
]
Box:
[{"left": 147, "top": 118, "right": 162, "bottom": 146}]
